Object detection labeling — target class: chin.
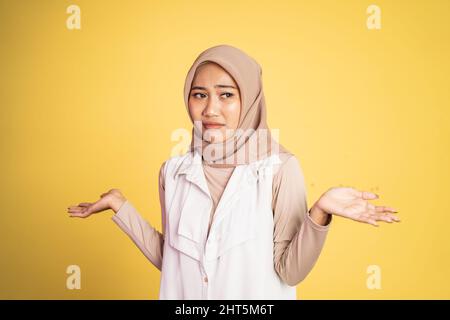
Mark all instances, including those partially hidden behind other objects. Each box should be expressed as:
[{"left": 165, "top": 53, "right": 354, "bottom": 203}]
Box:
[
  {"left": 202, "top": 128, "right": 226, "bottom": 143},
  {"left": 204, "top": 135, "right": 225, "bottom": 143}
]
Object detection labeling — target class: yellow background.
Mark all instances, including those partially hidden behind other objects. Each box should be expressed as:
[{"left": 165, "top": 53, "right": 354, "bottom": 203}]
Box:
[{"left": 0, "top": 0, "right": 449, "bottom": 299}]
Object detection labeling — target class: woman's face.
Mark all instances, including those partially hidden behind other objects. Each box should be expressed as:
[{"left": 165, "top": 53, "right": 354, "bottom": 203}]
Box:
[{"left": 188, "top": 62, "right": 241, "bottom": 143}]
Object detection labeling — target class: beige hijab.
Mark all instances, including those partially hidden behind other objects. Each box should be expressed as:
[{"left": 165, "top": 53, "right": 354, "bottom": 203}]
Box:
[{"left": 183, "top": 44, "right": 292, "bottom": 167}]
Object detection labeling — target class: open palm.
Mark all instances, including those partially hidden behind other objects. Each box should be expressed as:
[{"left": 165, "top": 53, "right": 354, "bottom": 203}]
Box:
[
  {"left": 67, "top": 189, "right": 124, "bottom": 218},
  {"left": 315, "top": 187, "right": 400, "bottom": 227}
]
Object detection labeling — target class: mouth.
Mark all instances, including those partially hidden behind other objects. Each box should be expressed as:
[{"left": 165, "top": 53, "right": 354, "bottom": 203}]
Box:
[{"left": 202, "top": 122, "right": 225, "bottom": 130}]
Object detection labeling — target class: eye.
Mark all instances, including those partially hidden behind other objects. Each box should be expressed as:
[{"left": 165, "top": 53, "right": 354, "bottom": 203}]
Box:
[
  {"left": 191, "top": 92, "right": 206, "bottom": 98},
  {"left": 221, "top": 92, "right": 234, "bottom": 98}
]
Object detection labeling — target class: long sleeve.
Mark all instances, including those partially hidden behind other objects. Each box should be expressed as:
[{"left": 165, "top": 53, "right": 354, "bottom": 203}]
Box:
[
  {"left": 111, "top": 161, "right": 167, "bottom": 270},
  {"left": 272, "top": 154, "right": 332, "bottom": 286}
]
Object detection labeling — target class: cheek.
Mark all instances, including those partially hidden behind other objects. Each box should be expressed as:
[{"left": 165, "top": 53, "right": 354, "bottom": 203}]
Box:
[
  {"left": 188, "top": 100, "right": 203, "bottom": 120},
  {"left": 222, "top": 102, "right": 241, "bottom": 129}
]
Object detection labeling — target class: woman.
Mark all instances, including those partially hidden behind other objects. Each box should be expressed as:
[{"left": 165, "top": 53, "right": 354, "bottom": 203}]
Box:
[{"left": 67, "top": 45, "right": 399, "bottom": 299}]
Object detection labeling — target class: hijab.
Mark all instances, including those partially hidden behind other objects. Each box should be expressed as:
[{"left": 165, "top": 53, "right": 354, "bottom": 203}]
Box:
[{"left": 183, "top": 44, "right": 292, "bottom": 167}]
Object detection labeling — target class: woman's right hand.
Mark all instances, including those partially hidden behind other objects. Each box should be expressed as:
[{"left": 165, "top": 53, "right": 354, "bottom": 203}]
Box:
[{"left": 67, "top": 188, "right": 127, "bottom": 218}]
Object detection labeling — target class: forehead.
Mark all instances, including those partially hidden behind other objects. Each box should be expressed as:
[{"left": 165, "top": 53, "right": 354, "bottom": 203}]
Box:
[{"left": 192, "top": 62, "right": 237, "bottom": 86}]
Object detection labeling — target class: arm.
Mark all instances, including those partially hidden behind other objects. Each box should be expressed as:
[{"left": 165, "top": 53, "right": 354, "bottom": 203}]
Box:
[
  {"left": 271, "top": 155, "right": 400, "bottom": 286},
  {"left": 110, "top": 162, "right": 167, "bottom": 270},
  {"left": 272, "top": 155, "right": 332, "bottom": 286}
]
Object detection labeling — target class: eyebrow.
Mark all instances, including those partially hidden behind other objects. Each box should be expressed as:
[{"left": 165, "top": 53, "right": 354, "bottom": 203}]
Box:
[{"left": 191, "top": 84, "right": 238, "bottom": 90}]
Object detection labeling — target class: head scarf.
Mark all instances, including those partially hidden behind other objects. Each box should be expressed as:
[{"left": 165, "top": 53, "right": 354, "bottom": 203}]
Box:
[{"left": 183, "top": 44, "right": 292, "bottom": 167}]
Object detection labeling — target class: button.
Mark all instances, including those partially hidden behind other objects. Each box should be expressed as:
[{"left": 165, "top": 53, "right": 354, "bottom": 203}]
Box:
[{"left": 204, "top": 276, "right": 208, "bottom": 283}]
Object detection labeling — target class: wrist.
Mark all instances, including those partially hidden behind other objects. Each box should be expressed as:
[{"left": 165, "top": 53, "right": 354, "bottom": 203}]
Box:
[
  {"left": 109, "top": 195, "right": 127, "bottom": 213},
  {"left": 309, "top": 204, "right": 331, "bottom": 226}
]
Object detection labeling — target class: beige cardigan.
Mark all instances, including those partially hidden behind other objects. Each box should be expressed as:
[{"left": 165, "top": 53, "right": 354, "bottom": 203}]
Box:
[{"left": 112, "top": 153, "right": 332, "bottom": 286}]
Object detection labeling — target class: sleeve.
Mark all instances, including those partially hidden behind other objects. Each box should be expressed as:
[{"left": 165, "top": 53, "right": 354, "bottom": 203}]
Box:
[
  {"left": 272, "top": 155, "right": 332, "bottom": 286},
  {"left": 110, "top": 161, "right": 167, "bottom": 271}
]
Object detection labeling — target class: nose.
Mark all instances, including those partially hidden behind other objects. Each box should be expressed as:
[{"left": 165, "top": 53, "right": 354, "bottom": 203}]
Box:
[{"left": 202, "top": 95, "right": 220, "bottom": 117}]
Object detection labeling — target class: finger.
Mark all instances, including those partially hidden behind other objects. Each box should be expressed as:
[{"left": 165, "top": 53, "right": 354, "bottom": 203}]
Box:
[
  {"left": 78, "top": 203, "right": 92, "bottom": 207},
  {"left": 68, "top": 206, "right": 83, "bottom": 210},
  {"left": 370, "top": 214, "right": 393, "bottom": 223},
  {"left": 360, "top": 190, "right": 379, "bottom": 200},
  {"left": 372, "top": 212, "right": 401, "bottom": 223},
  {"left": 385, "top": 213, "right": 401, "bottom": 222},
  {"left": 69, "top": 211, "right": 89, "bottom": 218},
  {"left": 375, "top": 205, "right": 398, "bottom": 213},
  {"left": 371, "top": 207, "right": 400, "bottom": 220},
  {"left": 357, "top": 214, "right": 379, "bottom": 227},
  {"left": 67, "top": 207, "right": 85, "bottom": 213},
  {"left": 67, "top": 206, "right": 89, "bottom": 211},
  {"left": 364, "top": 217, "right": 379, "bottom": 227}
]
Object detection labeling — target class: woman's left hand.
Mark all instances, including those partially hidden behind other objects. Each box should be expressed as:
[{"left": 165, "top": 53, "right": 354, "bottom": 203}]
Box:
[{"left": 313, "top": 187, "right": 400, "bottom": 227}]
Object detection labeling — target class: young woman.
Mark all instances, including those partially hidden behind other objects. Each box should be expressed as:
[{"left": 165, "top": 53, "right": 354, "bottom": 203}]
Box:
[{"left": 68, "top": 45, "right": 400, "bottom": 299}]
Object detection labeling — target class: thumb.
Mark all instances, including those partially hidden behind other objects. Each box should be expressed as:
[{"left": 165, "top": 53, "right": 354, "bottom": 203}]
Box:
[{"left": 360, "top": 190, "right": 379, "bottom": 200}]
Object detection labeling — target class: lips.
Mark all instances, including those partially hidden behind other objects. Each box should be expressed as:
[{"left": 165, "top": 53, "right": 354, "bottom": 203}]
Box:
[{"left": 203, "top": 122, "right": 225, "bottom": 129}]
